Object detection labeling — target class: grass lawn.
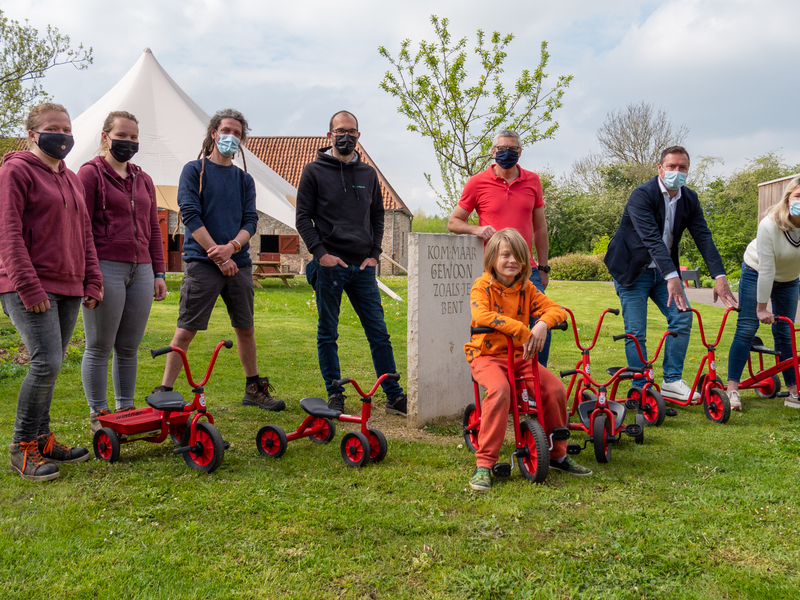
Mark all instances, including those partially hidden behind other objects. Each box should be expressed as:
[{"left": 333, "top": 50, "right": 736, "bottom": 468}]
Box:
[{"left": 1, "top": 278, "right": 799, "bottom": 599}]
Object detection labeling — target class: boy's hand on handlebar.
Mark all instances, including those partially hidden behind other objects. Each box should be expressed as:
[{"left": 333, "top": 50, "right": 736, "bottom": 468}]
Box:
[{"left": 523, "top": 321, "right": 548, "bottom": 360}]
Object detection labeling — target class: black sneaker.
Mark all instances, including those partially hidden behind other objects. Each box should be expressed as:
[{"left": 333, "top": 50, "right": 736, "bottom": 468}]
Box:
[
  {"left": 9, "top": 441, "right": 60, "bottom": 481},
  {"left": 242, "top": 382, "right": 286, "bottom": 411},
  {"left": 327, "top": 393, "right": 346, "bottom": 413},
  {"left": 386, "top": 393, "right": 407, "bottom": 416},
  {"left": 152, "top": 385, "right": 172, "bottom": 394},
  {"left": 37, "top": 432, "right": 91, "bottom": 464}
]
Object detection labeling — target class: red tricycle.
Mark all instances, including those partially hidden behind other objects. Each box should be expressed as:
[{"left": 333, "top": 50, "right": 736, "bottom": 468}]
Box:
[
  {"left": 256, "top": 373, "right": 399, "bottom": 467},
  {"left": 462, "top": 324, "right": 571, "bottom": 483},
  {"left": 92, "top": 340, "right": 231, "bottom": 473},
  {"left": 658, "top": 307, "right": 735, "bottom": 423},
  {"left": 610, "top": 329, "right": 681, "bottom": 427},
  {"left": 737, "top": 314, "right": 800, "bottom": 400}
]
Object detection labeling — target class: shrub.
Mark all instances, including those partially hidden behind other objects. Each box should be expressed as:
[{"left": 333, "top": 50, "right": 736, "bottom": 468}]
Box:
[
  {"left": 550, "top": 253, "right": 612, "bottom": 281},
  {"left": 591, "top": 235, "right": 610, "bottom": 255},
  {"left": 701, "top": 277, "right": 715, "bottom": 288}
]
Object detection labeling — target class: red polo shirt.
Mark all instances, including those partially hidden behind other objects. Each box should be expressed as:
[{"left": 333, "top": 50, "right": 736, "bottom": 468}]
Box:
[{"left": 458, "top": 165, "right": 544, "bottom": 263}]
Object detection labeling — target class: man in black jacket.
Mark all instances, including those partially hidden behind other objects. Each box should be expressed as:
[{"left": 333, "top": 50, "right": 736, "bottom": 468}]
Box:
[
  {"left": 604, "top": 146, "right": 738, "bottom": 401},
  {"left": 296, "top": 110, "right": 406, "bottom": 416}
]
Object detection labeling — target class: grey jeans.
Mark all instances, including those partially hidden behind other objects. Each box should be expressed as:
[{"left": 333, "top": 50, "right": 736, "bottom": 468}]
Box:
[
  {"left": 1, "top": 292, "right": 82, "bottom": 443},
  {"left": 81, "top": 261, "right": 154, "bottom": 413}
]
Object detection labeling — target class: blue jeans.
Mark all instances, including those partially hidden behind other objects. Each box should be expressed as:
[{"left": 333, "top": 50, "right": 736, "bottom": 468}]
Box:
[
  {"left": 727, "top": 262, "right": 798, "bottom": 386},
  {"left": 82, "top": 261, "right": 154, "bottom": 413},
  {"left": 1, "top": 292, "right": 82, "bottom": 442},
  {"left": 306, "top": 259, "right": 403, "bottom": 398},
  {"left": 529, "top": 268, "right": 551, "bottom": 367},
  {"left": 614, "top": 269, "right": 693, "bottom": 384}
]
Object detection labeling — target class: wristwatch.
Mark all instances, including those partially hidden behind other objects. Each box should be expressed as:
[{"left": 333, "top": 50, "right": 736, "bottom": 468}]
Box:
[{"left": 537, "top": 265, "right": 551, "bottom": 273}]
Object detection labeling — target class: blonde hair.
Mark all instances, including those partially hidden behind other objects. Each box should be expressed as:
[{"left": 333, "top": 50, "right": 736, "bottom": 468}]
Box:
[
  {"left": 767, "top": 176, "right": 800, "bottom": 232},
  {"left": 484, "top": 228, "right": 532, "bottom": 283},
  {"left": 25, "top": 103, "right": 70, "bottom": 149},
  {"left": 98, "top": 110, "right": 139, "bottom": 156}
]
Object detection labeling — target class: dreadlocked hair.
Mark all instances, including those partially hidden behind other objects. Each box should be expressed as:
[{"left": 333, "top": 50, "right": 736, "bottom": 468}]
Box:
[
  {"left": 172, "top": 109, "right": 252, "bottom": 238},
  {"left": 197, "top": 108, "right": 251, "bottom": 195}
]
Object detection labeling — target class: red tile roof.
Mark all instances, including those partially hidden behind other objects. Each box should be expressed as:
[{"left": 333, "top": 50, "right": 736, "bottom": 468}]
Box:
[{"left": 245, "top": 136, "right": 410, "bottom": 214}]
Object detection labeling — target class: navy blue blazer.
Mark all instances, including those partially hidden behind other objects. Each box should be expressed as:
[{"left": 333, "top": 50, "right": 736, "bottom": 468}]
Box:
[{"left": 604, "top": 177, "right": 725, "bottom": 287}]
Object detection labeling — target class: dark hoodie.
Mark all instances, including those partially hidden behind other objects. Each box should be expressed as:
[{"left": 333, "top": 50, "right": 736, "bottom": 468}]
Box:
[
  {"left": 0, "top": 151, "right": 102, "bottom": 309},
  {"left": 295, "top": 148, "right": 384, "bottom": 266},
  {"left": 77, "top": 156, "right": 165, "bottom": 272}
]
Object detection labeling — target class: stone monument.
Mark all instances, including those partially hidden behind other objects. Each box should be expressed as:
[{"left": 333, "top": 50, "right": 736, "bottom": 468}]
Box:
[{"left": 407, "top": 233, "right": 484, "bottom": 428}]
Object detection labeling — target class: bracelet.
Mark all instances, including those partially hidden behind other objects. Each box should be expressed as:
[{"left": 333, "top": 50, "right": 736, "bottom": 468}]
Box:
[
  {"left": 230, "top": 239, "right": 241, "bottom": 252},
  {"left": 221, "top": 260, "right": 229, "bottom": 266},
  {"left": 155, "top": 274, "right": 165, "bottom": 279}
]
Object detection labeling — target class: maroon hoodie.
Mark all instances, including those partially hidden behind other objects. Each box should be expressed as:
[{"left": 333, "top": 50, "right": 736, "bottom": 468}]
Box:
[
  {"left": 77, "top": 157, "right": 165, "bottom": 272},
  {"left": 0, "top": 151, "right": 102, "bottom": 309}
]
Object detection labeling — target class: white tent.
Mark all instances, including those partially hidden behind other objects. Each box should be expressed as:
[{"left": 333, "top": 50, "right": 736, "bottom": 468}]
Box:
[{"left": 66, "top": 48, "right": 297, "bottom": 228}]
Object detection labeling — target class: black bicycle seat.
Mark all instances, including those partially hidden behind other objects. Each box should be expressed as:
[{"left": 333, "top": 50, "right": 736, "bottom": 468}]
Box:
[{"left": 299, "top": 396, "right": 342, "bottom": 419}]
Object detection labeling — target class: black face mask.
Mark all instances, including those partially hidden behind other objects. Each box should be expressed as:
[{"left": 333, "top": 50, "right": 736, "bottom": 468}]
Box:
[
  {"left": 333, "top": 133, "right": 357, "bottom": 156},
  {"left": 36, "top": 132, "right": 74, "bottom": 160},
  {"left": 108, "top": 139, "right": 139, "bottom": 163},
  {"left": 494, "top": 148, "right": 519, "bottom": 169}
]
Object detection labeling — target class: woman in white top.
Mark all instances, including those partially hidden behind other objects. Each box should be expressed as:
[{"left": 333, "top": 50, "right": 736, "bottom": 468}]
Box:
[{"left": 727, "top": 175, "right": 800, "bottom": 411}]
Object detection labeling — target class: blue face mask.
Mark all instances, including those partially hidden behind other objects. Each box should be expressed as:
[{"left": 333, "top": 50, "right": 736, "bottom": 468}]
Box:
[
  {"left": 662, "top": 170, "right": 687, "bottom": 191},
  {"left": 216, "top": 134, "right": 240, "bottom": 157},
  {"left": 790, "top": 201, "right": 800, "bottom": 217},
  {"left": 495, "top": 149, "right": 519, "bottom": 169}
]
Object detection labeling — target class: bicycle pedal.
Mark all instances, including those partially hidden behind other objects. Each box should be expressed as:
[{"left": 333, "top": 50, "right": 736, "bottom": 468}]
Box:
[
  {"left": 777, "top": 391, "right": 790, "bottom": 398},
  {"left": 624, "top": 423, "right": 643, "bottom": 437},
  {"left": 492, "top": 463, "right": 512, "bottom": 478},
  {"left": 551, "top": 427, "right": 571, "bottom": 441},
  {"left": 665, "top": 408, "right": 678, "bottom": 417},
  {"left": 566, "top": 443, "right": 582, "bottom": 455},
  {"left": 625, "top": 399, "right": 640, "bottom": 410}
]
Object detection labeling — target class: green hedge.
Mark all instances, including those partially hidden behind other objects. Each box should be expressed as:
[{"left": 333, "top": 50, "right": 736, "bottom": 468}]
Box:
[{"left": 550, "top": 253, "right": 612, "bottom": 282}]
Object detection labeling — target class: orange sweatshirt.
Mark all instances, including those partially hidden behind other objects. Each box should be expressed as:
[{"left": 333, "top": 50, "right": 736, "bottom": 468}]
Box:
[{"left": 464, "top": 272, "right": 567, "bottom": 363}]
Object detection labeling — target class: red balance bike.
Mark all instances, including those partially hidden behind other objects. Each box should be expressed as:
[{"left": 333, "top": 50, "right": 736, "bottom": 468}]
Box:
[
  {"left": 737, "top": 314, "right": 800, "bottom": 400},
  {"left": 92, "top": 340, "right": 232, "bottom": 473},
  {"left": 462, "top": 324, "right": 571, "bottom": 484},
  {"left": 662, "top": 307, "right": 736, "bottom": 423},
  {"left": 256, "top": 373, "right": 399, "bottom": 467}
]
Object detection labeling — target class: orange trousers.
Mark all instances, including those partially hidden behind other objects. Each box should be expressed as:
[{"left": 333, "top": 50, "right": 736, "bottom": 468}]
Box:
[{"left": 470, "top": 354, "right": 568, "bottom": 468}]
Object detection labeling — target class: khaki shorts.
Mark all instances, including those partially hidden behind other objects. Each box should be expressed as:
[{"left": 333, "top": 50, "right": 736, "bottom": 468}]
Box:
[{"left": 177, "top": 261, "right": 254, "bottom": 331}]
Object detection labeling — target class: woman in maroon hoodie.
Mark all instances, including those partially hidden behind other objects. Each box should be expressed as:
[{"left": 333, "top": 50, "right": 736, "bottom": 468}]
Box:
[
  {"left": 78, "top": 111, "right": 166, "bottom": 433},
  {"left": 0, "top": 102, "right": 103, "bottom": 481}
]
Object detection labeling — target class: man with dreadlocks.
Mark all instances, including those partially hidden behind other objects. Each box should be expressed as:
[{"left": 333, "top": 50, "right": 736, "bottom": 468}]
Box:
[
  {"left": 296, "top": 110, "right": 407, "bottom": 417},
  {"left": 154, "top": 109, "right": 285, "bottom": 412}
]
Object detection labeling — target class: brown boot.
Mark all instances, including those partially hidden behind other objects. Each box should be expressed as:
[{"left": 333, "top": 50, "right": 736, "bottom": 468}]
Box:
[
  {"left": 9, "top": 441, "right": 60, "bottom": 481},
  {"left": 37, "top": 432, "right": 91, "bottom": 464},
  {"left": 90, "top": 409, "right": 111, "bottom": 435},
  {"left": 242, "top": 380, "right": 286, "bottom": 412}
]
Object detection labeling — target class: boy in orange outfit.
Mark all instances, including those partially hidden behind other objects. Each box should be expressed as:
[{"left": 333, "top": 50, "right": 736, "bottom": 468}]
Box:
[{"left": 465, "top": 228, "right": 592, "bottom": 490}]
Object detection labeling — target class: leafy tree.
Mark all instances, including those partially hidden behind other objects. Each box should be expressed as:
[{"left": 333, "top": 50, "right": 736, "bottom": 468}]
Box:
[
  {"left": 0, "top": 10, "right": 92, "bottom": 140},
  {"left": 681, "top": 152, "right": 800, "bottom": 276},
  {"left": 410, "top": 208, "right": 449, "bottom": 233},
  {"left": 596, "top": 101, "right": 687, "bottom": 169},
  {"left": 379, "top": 16, "right": 572, "bottom": 215}
]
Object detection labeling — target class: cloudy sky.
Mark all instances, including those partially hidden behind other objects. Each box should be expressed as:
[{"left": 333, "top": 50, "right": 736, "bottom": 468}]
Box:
[{"left": 5, "top": 0, "right": 800, "bottom": 215}]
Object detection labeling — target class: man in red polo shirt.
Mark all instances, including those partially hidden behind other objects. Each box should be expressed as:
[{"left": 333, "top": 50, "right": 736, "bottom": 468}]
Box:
[{"left": 448, "top": 129, "right": 553, "bottom": 366}]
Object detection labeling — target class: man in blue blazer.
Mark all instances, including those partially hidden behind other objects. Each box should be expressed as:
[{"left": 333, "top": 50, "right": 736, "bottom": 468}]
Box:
[{"left": 604, "top": 146, "right": 738, "bottom": 401}]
